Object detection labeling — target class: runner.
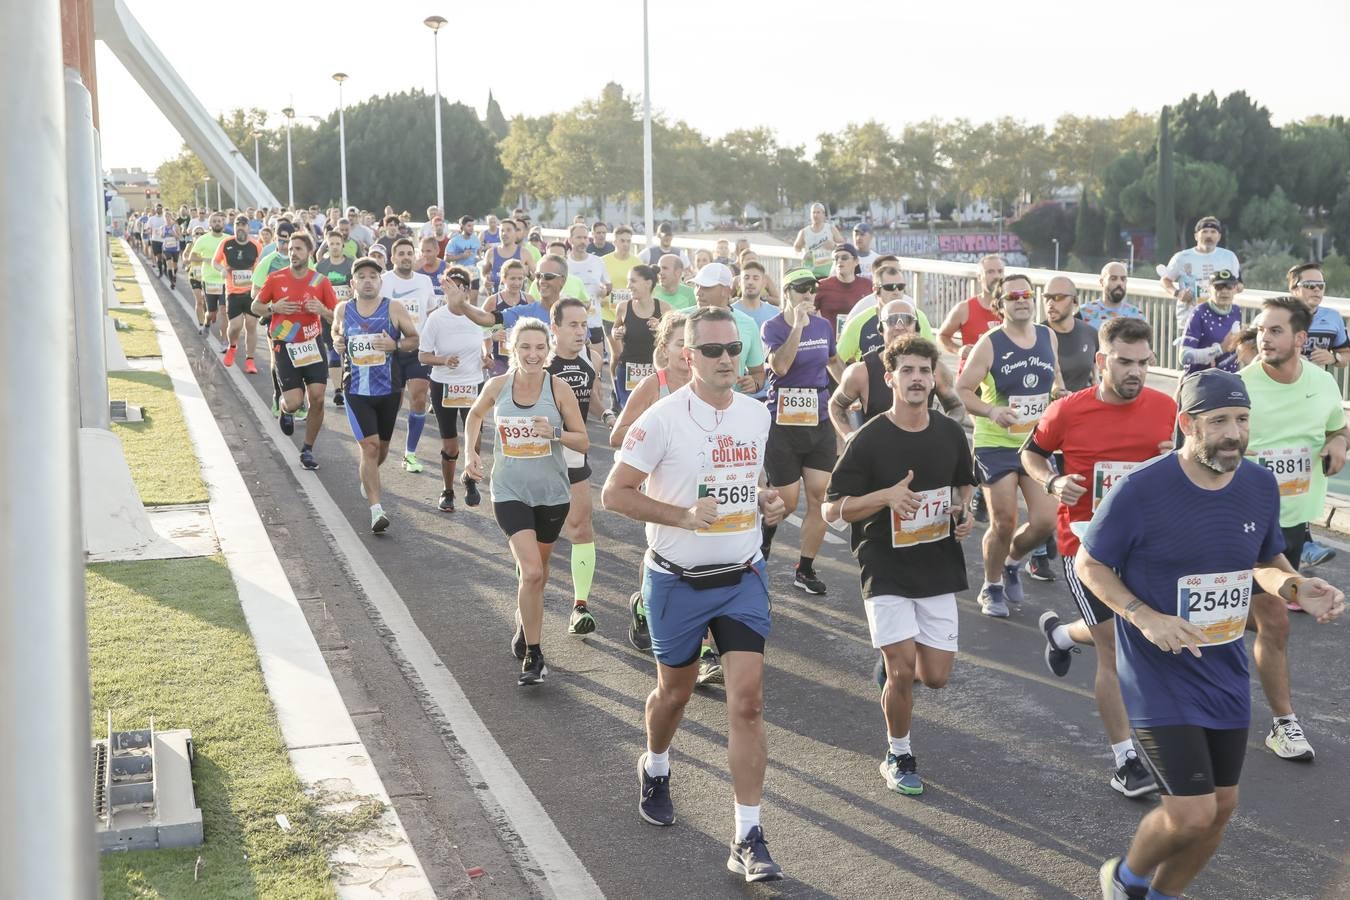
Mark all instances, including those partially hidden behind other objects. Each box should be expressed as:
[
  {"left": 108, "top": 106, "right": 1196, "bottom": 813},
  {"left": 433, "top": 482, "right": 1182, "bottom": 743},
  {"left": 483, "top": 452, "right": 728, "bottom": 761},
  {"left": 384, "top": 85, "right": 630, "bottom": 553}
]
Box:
[
  {"left": 146, "top": 204, "right": 166, "bottom": 277},
  {"left": 1020, "top": 316, "right": 1175, "bottom": 797},
  {"left": 601, "top": 306, "right": 787, "bottom": 883},
  {"left": 445, "top": 215, "right": 480, "bottom": 269},
  {"left": 610, "top": 264, "right": 668, "bottom": 410},
  {"left": 461, "top": 319, "right": 589, "bottom": 686},
  {"left": 954, "top": 273, "right": 1063, "bottom": 617},
  {"left": 189, "top": 212, "right": 229, "bottom": 340},
  {"left": 316, "top": 230, "right": 355, "bottom": 407},
  {"left": 481, "top": 259, "right": 534, "bottom": 378},
  {"left": 1080, "top": 368, "right": 1342, "bottom": 900},
  {"left": 1160, "top": 215, "right": 1240, "bottom": 336},
  {"left": 823, "top": 335, "right": 975, "bottom": 796},
  {"left": 639, "top": 222, "right": 690, "bottom": 267},
  {"left": 1239, "top": 295, "right": 1347, "bottom": 761},
  {"left": 813, "top": 244, "right": 870, "bottom": 336},
  {"left": 837, "top": 258, "right": 936, "bottom": 368},
  {"left": 213, "top": 214, "right": 263, "bottom": 375},
  {"left": 159, "top": 221, "right": 181, "bottom": 288},
  {"left": 481, "top": 218, "right": 533, "bottom": 294},
  {"left": 1287, "top": 261, "right": 1348, "bottom": 368},
  {"left": 381, "top": 238, "right": 438, "bottom": 474},
  {"left": 852, "top": 223, "right": 879, "bottom": 276},
  {"left": 793, "top": 202, "right": 844, "bottom": 278},
  {"left": 654, "top": 254, "right": 696, "bottom": 311},
  {"left": 937, "top": 254, "right": 1005, "bottom": 365},
  {"left": 185, "top": 225, "right": 208, "bottom": 332},
  {"left": 1080, "top": 261, "right": 1145, "bottom": 331},
  {"left": 565, "top": 222, "right": 613, "bottom": 421},
  {"left": 481, "top": 214, "right": 501, "bottom": 249},
  {"left": 419, "top": 266, "right": 484, "bottom": 512},
  {"left": 1180, "top": 268, "right": 1243, "bottom": 375},
  {"left": 587, "top": 221, "right": 615, "bottom": 256},
  {"left": 253, "top": 231, "right": 340, "bottom": 471},
  {"left": 601, "top": 224, "right": 641, "bottom": 329},
  {"left": 830, "top": 298, "right": 963, "bottom": 441},
  {"left": 331, "top": 256, "right": 420, "bottom": 532},
  {"left": 759, "top": 267, "right": 841, "bottom": 595}
]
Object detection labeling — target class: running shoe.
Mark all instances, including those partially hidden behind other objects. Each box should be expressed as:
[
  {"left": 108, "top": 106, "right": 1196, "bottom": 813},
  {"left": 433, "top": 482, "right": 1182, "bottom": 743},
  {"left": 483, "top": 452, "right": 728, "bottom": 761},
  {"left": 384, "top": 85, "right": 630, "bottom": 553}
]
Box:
[
  {"left": 1025, "top": 554, "right": 1055, "bottom": 582},
  {"left": 243, "top": 357, "right": 258, "bottom": 375},
  {"left": 697, "top": 646, "right": 723, "bottom": 686},
  {"left": 518, "top": 650, "right": 547, "bottom": 686},
  {"left": 371, "top": 508, "right": 390, "bottom": 534},
  {"left": 1002, "top": 563, "right": 1024, "bottom": 604},
  {"left": 628, "top": 592, "right": 652, "bottom": 652},
  {"left": 1039, "top": 611, "right": 1077, "bottom": 677},
  {"left": 970, "top": 489, "right": 988, "bottom": 524},
  {"left": 333, "top": 390, "right": 344, "bottom": 408},
  {"left": 726, "top": 826, "right": 783, "bottom": 883},
  {"left": 568, "top": 603, "right": 596, "bottom": 637},
  {"left": 978, "top": 584, "right": 1010, "bottom": 618},
  {"left": 222, "top": 345, "right": 237, "bottom": 367},
  {"left": 299, "top": 448, "right": 319, "bottom": 471},
  {"left": 793, "top": 565, "right": 827, "bottom": 595},
  {"left": 279, "top": 411, "right": 295, "bottom": 436},
  {"left": 511, "top": 610, "right": 526, "bottom": 661},
  {"left": 1110, "top": 752, "right": 1158, "bottom": 798},
  {"left": 1302, "top": 538, "right": 1335, "bottom": 567},
  {"left": 462, "top": 476, "right": 481, "bottom": 508},
  {"left": 438, "top": 490, "right": 454, "bottom": 512},
  {"left": 1266, "top": 719, "right": 1315, "bottom": 761},
  {"left": 879, "top": 752, "right": 923, "bottom": 795},
  {"left": 402, "top": 452, "right": 423, "bottom": 473},
  {"left": 1098, "top": 857, "right": 1147, "bottom": 900},
  {"left": 637, "top": 752, "right": 675, "bottom": 826}
]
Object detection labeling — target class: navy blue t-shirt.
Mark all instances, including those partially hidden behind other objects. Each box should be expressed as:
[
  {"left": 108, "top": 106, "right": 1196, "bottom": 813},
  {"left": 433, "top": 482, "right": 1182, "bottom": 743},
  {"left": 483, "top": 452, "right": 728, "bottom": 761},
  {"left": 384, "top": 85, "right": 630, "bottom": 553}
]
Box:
[{"left": 1082, "top": 454, "right": 1284, "bottom": 729}]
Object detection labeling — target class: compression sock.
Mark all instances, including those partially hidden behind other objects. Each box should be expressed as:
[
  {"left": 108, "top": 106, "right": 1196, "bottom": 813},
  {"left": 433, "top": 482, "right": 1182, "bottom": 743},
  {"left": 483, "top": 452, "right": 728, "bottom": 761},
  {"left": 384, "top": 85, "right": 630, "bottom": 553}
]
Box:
[
  {"left": 571, "top": 542, "right": 595, "bottom": 605},
  {"left": 406, "top": 411, "right": 427, "bottom": 453},
  {"left": 798, "top": 555, "right": 815, "bottom": 574},
  {"left": 1117, "top": 859, "right": 1150, "bottom": 891}
]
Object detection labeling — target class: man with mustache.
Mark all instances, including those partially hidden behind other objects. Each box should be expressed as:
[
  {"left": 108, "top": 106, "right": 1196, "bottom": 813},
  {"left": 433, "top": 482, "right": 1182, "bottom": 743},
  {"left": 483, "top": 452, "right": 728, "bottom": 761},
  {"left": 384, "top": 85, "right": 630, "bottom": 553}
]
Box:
[
  {"left": 1079, "top": 368, "right": 1342, "bottom": 900},
  {"left": 1081, "top": 261, "right": 1145, "bottom": 331},
  {"left": 1021, "top": 317, "right": 1176, "bottom": 798}
]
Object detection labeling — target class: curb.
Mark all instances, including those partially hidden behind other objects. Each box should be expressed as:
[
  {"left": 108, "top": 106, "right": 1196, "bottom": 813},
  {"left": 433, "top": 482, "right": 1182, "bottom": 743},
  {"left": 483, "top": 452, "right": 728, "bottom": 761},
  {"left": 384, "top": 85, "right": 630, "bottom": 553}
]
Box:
[{"left": 123, "top": 245, "right": 435, "bottom": 899}]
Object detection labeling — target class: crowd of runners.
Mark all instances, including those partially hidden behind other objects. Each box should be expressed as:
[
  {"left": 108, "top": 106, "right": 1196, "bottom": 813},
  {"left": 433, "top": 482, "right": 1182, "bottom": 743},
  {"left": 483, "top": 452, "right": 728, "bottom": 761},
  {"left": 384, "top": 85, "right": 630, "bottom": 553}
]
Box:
[{"left": 126, "top": 202, "right": 1346, "bottom": 895}]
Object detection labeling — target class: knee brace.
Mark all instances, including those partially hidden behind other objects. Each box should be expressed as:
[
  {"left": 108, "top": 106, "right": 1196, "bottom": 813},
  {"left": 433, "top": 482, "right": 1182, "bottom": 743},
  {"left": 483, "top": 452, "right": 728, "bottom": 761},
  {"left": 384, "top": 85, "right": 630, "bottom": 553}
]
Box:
[{"left": 441, "top": 450, "right": 459, "bottom": 461}]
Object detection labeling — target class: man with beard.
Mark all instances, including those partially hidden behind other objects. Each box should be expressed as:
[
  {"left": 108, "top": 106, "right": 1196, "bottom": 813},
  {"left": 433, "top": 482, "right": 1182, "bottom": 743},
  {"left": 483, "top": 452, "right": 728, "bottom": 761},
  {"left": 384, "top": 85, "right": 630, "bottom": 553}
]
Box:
[
  {"left": 1080, "top": 368, "right": 1342, "bottom": 900},
  {"left": 190, "top": 211, "right": 230, "bottom": 340},
  {"left": 1238, "top": 296, "right": 1348, "bottom": 761},
  {"left": 1021, "top": 317, "right": 1175, "bottom": 798},
  {"left": 1160, "top": 216, "right": 1240, "bottom": 336},
  {"left": 1081, "top": 261, "right": 1145, "bottom": 331}
]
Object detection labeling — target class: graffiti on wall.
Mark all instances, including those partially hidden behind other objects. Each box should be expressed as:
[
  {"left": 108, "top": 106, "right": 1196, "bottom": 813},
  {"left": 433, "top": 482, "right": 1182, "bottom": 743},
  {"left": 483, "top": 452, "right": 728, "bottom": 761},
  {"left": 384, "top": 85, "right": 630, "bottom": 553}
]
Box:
[{"left": 874, "top": 231, "right": 1028, "bottom": 266}]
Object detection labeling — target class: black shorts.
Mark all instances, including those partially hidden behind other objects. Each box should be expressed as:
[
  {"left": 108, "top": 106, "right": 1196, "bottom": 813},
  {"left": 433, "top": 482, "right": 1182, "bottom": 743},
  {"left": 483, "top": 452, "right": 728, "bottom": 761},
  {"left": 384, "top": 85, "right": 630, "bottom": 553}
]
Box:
[
  {"left": 395, "top": 350, "right": 430, "bottom": 385},
  {"left": 163, "top": 248, "right": 180, "bottom": 260},
  {"left": 272, "top": 341, "right": 329, "bottom": 392},
  {"left": 493, "top": 500, "right": 570, "bottom": 543},
  {"left": 227, "top": 292, "right": 255, "bottom": 319},
  {"left": 1255, "top": 524, "right": 1309, "bottom": 594},
  {"left": 1133, "top": 725, "right": 1248, "bottom": 796},
  {"left": 204, "top": 287, "right": 224, "bottom": 312},
  {"left": 1063, "top": 553, "right": 1113, "bottom": 625},
  {"left": 149, "top": 240, "right": 163, "bottom": 256},
  {"left": 345, "top": 391, "right": 402, "bottom": 442},
  {"left": 764, "top": 419, "right": 837, "bottom": 486},
  {"left": 588, "top": 326, "right": 604, "bottom": 345},
  {"left": 430, "top": 381, "right": 480, "bottom": 438},
  {"left": 568, "top": 461, "right": 592, "bottom": 485},
  {"left": 189, "top": 278, "right": 203, "bottom": 291}
]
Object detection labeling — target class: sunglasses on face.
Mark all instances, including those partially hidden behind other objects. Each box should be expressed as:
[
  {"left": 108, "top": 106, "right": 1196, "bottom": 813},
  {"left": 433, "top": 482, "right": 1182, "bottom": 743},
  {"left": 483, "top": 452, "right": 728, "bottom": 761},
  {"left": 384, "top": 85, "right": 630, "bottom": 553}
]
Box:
[
  {"left": 878, "top": 282, "right": 906, "bottom": 293},
  {"left": 883, "top": 314, "right": 917, "bottom": 327},
  {"left": 446, "top": 276, "right": 471, "bottom": 289},
  {"left": 691, "top": 341, "right": 744, "bottom": 359},
  {"left": 537, "top": 271, "right": 563, "bottom": 281},
  {"left": 1004, "top": 290, "right": 1035, "bottom": 301},
  {"left": 1298, "top": 280, "right": 1326, "bottom": 289},
  {"left": 789, "top": 281, "right": 818, "bottom": 294},
  {"left": 1043, "top": 293, "right": 1075, "bottom": 301}
]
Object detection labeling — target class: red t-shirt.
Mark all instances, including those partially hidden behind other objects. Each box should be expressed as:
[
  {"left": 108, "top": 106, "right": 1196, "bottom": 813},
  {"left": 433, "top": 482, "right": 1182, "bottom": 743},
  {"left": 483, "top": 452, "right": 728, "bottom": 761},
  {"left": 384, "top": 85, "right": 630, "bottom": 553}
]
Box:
[
  {"left": 813, "top": 276, "right": 871, "bottom": 332},
  {"left": 1028, "top": 386, "right": 1178, "bottom": 556},
  {"left": 957, "top": 296, "right": 1002, "bottom": 345},
  {"left": 257, "top": 267, "right": 339, "bottom": 343}
]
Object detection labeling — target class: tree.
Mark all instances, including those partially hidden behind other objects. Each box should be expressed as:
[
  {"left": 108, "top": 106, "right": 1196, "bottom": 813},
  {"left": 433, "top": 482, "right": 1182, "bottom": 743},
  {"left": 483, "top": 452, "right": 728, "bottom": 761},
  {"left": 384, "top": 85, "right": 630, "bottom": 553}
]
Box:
[
  {"left": 1155, "top": 106, "right": 1177, "bottom": 260},
  {"left": 484, "top": 91, "right": 509, "bottom": 142},
  {"left": 1331, "top": 173, "right": 1350, "bottom": 253},
  {"left": 1049, "top": 111, "right": 1154, "bottom": 194},
  {"left": 712, "top": 128, "right": 780, "bottom": 216},
  {"left": 1073, "top": 189, "right": 1105, "bottom": 267},
  {"left": 1239, "top": 186, "right": 1305, "bottom": 251},
  {"left": 653, "top": 120, "right": 712, "bottom": 225},
  {"left": 812, "top": 133, "right": 853, "bottom": 213},
  {"left": 1277, "top": 123, "right": 1350, "bottom": 217},
  {"left": 499, "top": 114, "right": 556, "bottom": 207},
  {"left": 1170, "top": 90, "right": 1280, "bottom": 236},
  {"left": 546, "top": 82, "right": 641, "bottom": 216},
  {"left": 895, "top": 120, "right": 950, "bottom": 222},
  {"left": 834, "top": 121, "right": 898, "bottom": 212}
]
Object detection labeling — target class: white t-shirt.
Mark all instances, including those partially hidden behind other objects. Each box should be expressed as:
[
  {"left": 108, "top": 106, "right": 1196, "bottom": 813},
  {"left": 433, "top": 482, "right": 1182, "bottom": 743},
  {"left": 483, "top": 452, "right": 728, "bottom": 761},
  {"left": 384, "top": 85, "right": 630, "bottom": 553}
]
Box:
[
  {"left": 381, "top": 270, "right": 438, "bottom": 327},
  {"left": 617, "top": 384, "right": 770, "bottom": 570},
  {"left": 146, "top": 215, "right": 166, "bottom": 240},
  {"left": 1164, "top": 247, "right": 1240, "bottom": 301},
  {"left": 567, "top": 253, "right": 611, "bottom": 326},
  {"left": 349, "top": 223, "right": 376, "bottom": 248},
  {"left": 641, "top": 245, "right": 691, "bottom": 267},
  {"left": 856, "top": 250, "right": 879, "bottom": 278},
  {"left": 419, "top": 306, "right": 484, "bottom": 385}
]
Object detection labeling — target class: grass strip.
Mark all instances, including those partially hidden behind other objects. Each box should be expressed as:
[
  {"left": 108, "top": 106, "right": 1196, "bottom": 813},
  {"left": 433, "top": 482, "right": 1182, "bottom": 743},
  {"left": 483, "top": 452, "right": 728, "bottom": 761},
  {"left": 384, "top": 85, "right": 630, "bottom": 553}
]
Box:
[
  {"left": 110, "top": 307, "right": 161, "bottom": 358},
  {"left": 108, "top": 371, "right": 209, "bottom": 506}
]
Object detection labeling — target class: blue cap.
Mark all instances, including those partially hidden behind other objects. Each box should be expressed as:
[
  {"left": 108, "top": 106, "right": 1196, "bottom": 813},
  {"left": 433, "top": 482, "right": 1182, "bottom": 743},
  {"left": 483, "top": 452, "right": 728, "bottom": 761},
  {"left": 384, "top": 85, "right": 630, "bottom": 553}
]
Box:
[
  {"left": 1178, "top": 369, "right": 1249, "bottom": 415},
  {"left": 853, "top": 223, "right": 873, "bottom": 234}
]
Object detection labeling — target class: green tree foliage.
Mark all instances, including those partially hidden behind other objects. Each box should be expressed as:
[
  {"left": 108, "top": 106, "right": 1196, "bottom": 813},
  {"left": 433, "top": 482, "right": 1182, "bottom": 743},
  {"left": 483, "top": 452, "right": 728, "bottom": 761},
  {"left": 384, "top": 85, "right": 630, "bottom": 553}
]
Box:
[
  {"left": 1278, "top": 123, "right": 1350, "bottom": 217},
  {"left": 1049, "top": 111, "right": 1154, "bottom": 195},
  {"left": 547, "top": 82, "right": 642, "bottom": 215},
  {"left": 499, "top": 114, "right": 557, "bottom": 207},
  {"left": 1239, "top": 186, "right": 1305, "bottom": 251},
  {"left": 1170, "top": 91, "right": 1280, "bottom": 237},
  {"left": 1319, "top": 252, "right": 1350, "bottom": 296},
  {"left": 1155, "top": 106, "right": 1177, "bottom": 260},
  {"left": 1009, "top": 201, "right": 1075, "bottom": 267},
  {"left": 712, "top": 128, "right": 781, "bottom": 215},
  {"left": 1331, "top": 173, "right": 1350, "bottom": 252},
  {"left": 833, "top": 121, "right": 899, "bottom": 212},
  {"left": 484, "top": 91, "right": 509, "bottom": 142},
  {"left": 1073, "top": 189, "right": 1105, "bottom": 266},
  {"left": 1237, "top": 242, "right": 1300, "bottom": 292},
  {"left": 653, "top": 120, "right": 712, "bottom": 224}
]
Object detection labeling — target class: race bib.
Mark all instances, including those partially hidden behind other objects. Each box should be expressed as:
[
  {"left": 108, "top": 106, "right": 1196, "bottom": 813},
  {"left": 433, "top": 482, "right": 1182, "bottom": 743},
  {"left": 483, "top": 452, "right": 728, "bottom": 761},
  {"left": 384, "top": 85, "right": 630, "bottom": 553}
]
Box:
[
  {"left": 285, "top": 338, "right": 322, "bottom": 368},
  {"left": 333, "top": 284, "right": 352, "bottom": 303},
  {"left": 695, "top": 467, "right": 759, "bottom": 536},
  {"left": 497, "top": 416, "right": 551, "bottom": 458},
  {"left": 625, "top": 362, "right": 654, "bottom": 391},
  {"left": 891, "top": 487, "right": 952, "bottom": 548},
  {"left": 399, "top": 297, "right": 420, "bottom": 318},
  {"left": 1254, "top": 446, "right": 1312, "bottom": 497},
  {"left": 1092, "top": 461, "right": 1138, "bottom": 512},
  {"left": 162, "top": 239, "right": 179, "bottom": 252},
  {"left": 231, "top": 269, "right": 252, "bottom": 286},
  {"left": 1007, "top": 392, "right": 1049, "bottom": 433},
  {"left": 347, "top": 333, "right": 386, "bottom": 368},
  {"left": 606, "top": 288, "right": 632, "bottom": 317},
  {"left": 1177, "top": 570, "right": 1252, "bottom": 646},
  {"left": 776, "top": 387, "right": 819, "bottom": 426},
  {"left": 439, "top": 383, "right": 477, "bottom": 408}
]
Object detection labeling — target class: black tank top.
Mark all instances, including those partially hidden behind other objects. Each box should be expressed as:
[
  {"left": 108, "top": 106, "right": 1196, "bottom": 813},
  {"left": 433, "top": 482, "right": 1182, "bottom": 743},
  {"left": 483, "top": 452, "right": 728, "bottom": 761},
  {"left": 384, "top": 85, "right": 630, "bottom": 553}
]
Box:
[
  {"left": 619, "top": 297, "right": 667, "bottom": 365},
  {"left": 861, "top": 349, "right": 890, "bottom": 423}
]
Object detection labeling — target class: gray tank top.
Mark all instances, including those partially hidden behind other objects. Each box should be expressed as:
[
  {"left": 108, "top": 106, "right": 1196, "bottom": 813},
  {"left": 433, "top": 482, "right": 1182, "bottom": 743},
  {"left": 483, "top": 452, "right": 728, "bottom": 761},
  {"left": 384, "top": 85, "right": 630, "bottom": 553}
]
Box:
[{"left": 490, "top": 369, "right": 571, "bottom": 507}]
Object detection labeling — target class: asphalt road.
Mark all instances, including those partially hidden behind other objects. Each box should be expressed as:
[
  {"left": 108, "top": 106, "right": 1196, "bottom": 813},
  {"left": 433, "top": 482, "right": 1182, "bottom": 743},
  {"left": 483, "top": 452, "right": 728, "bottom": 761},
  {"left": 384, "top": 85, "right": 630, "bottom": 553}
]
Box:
[{"left": 158, "top": 271, "right": 1350, "bottom": 900}]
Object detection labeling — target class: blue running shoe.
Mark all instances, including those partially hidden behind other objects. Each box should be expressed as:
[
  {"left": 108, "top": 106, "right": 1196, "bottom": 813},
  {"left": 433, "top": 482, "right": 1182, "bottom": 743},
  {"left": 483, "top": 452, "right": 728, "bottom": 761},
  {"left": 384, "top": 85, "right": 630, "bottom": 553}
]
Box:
[
  {"left": 1302, "top": 539, "right": 1335, "bottom": 567},
  {"left": 979, "top": 584, "right": 1010, "bottom": 618},
  {"left": 637, "top": 753, "right": 675, "bottom": 826},
  {"left": 726, "top": 826, "right": 783, "bottom": 882},
  {"left": 1002, "top": 563, "right": 1024, "bottom": 604}
]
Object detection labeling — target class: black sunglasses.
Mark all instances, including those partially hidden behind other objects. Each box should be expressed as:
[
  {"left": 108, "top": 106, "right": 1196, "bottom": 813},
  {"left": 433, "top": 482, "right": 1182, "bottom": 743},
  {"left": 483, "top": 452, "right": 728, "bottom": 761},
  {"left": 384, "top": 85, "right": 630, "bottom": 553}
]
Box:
[
  {"left": 879, "top": 282, "right": 906, "bottom": 292},
  {"left": 691, "top": 341, "right": 744, "bottom": 359},
  {"left": 788, "top": 281, "right": 818, "bottom": 294},
  {"left": 537, "top": 271, "right": 563, "bottom": 281}
]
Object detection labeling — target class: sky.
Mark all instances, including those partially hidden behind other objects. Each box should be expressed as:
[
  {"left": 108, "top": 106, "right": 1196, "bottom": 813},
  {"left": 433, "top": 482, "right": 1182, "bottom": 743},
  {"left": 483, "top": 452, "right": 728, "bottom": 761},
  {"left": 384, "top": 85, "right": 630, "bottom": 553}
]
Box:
[{"left": 96, "top": 0, "right": 1350, "bottom": 173}]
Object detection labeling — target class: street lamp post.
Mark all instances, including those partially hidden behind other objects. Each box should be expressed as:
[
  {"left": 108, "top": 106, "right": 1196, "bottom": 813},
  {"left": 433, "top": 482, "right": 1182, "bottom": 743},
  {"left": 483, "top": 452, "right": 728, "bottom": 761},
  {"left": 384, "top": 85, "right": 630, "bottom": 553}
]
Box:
[
  {"left": 281, "top": 105, "right": 295, "bottom": 208},
  {"left": 251, "top": 130, "right": 263, "bottom": 207},
  {"left": 230, "top": 149, "right": 240, "bottom": 209},
  {"left": 1051, "top": 237, "right": 1060, "bottom": 270},
  {"left": 203, "top": 174, "right": 211, "bottom": 212},
  {"left": 423, "top": 16, "right": 446, "bottom": 213},
  {"left": 642, "top": 0, "right": 654, "bottom": 246},
  {"left": 333, "top": 72, "right": 349, "bottom": 213}
]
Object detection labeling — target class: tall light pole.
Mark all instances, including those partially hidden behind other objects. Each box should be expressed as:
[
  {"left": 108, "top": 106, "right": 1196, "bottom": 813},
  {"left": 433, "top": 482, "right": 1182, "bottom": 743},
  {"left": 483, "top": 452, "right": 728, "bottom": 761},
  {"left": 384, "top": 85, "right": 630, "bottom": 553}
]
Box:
[
  {"left": 1051, "top": 237, "right": 1060, "bottom": 270},
  {"left": 424, "top": 15, "right": 447, "bottom": 213},
  {"left": 230, "top": 149, "right": 240, "bottom": 209},
  {"left": 281, "top": 105, "right": 296, "bottom": 208},
  {"left": 203, "top": 174, "right": 211, "bottom": 212},
  {"left": 641, "top": 0, "right": 654, "bottom": 246},
  {"left": 251, "top": 129, "right": 263, "bottom": 207},
  {"left": 333, "top": 72, "right": 349, "bottom": 214}
]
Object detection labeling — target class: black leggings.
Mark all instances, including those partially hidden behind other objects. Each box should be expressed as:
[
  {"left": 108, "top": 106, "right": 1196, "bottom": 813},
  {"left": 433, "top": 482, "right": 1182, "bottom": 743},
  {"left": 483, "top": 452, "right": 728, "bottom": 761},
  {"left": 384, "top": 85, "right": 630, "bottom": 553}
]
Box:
[{"left": 430, "top": 381, "right": 481, "bottom": 438}]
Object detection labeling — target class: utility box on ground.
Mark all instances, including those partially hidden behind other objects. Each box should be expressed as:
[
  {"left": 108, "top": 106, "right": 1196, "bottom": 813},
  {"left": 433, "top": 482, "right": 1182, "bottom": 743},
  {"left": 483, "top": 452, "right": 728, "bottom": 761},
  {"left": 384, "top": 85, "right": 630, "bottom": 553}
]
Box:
[{"left": 93, "top": 714, "right": 203, "bottom": 852}]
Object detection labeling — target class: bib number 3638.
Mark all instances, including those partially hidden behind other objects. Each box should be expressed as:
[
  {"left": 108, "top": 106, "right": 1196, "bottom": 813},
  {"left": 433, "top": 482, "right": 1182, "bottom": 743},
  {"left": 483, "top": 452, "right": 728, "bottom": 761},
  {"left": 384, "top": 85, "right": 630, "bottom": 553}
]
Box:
[
  {"left": 1177, "top": 570, "right": 1251, "bottom": 646},
  {"left": 776, "top": 387, "right": 819, "bottom": 426}
]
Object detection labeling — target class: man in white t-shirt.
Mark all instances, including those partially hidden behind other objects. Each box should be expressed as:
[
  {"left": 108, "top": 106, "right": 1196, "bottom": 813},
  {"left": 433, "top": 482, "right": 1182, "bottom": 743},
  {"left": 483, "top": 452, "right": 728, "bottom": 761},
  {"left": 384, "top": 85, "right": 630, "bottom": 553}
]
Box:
[
  {"left": 602, "top": 306, "right": 787, "bottom": 884},
  {"left": 565, "top": 222, "right": 613, "bottom": 418},
  {"left": 418, "top": 266, "right": 486, "bottom": 511},
  {"left": 381, "top": 239, "right": 439, "bottom": 474},
  {"left": 417, "top": 205, "right": 443, "bottom": 239},
  {"left": 1160, "top": 215, "right": 1241, "bottom": 336},
  {"left": 853, "top": 223, "right": 879, "bottom": 277}
]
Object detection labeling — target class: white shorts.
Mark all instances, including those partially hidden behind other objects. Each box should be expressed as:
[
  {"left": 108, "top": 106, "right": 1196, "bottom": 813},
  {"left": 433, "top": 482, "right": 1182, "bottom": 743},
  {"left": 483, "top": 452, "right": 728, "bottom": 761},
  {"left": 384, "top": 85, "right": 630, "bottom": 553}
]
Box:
[{"left": 863, "top": 593, "right": 958, "bottom": 652}]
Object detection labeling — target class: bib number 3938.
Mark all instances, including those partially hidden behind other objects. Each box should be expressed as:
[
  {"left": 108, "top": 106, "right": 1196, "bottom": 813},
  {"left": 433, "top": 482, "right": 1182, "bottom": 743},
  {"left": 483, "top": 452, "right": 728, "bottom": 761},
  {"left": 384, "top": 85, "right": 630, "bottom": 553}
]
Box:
[
  {"left": 285, "top": 338, "right": 322, "bottom": 368},
  {"left": 891, "top": 487, "right": 951, "bottom": 548},
  {"left": 497, "top": 416, "right": 550, "bottom": 458},
  {"left": 776, "top": 387, "right": 819, "bottom": 426},
  {"left": 1177, "top": 570, "right": 1251, "bottom": 646}
]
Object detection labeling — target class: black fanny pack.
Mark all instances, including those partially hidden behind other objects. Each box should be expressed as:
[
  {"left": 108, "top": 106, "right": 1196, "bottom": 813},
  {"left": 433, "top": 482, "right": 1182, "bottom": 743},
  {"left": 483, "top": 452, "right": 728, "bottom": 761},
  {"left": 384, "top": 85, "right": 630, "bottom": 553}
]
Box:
[{"left": 647, "top": 550, "right": 753, "bottom": 591}]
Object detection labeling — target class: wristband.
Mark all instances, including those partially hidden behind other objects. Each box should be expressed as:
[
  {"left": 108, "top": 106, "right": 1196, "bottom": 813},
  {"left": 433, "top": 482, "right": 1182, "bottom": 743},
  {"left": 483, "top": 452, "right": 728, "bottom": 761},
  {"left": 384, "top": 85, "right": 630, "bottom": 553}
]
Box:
[
  {"left": 1282, "top": 576, "right": 1306, "bottom": 603},
  {"left": 1043, "top": 474, "right": 1059, "bottom": 495},
  {"left": 552, "top": 425, "right": 562, "bottom": 441}
]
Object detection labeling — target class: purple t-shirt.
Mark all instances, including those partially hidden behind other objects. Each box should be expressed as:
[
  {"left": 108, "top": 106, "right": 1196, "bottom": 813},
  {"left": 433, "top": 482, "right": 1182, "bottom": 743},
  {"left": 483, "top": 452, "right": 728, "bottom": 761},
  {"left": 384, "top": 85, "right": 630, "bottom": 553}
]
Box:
[
  {"left": 1182, "top": 303, "right": 1243, "bottom": 374},
  {"left": 762, "top": 312, "right": 835, "bottom": 424}
]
